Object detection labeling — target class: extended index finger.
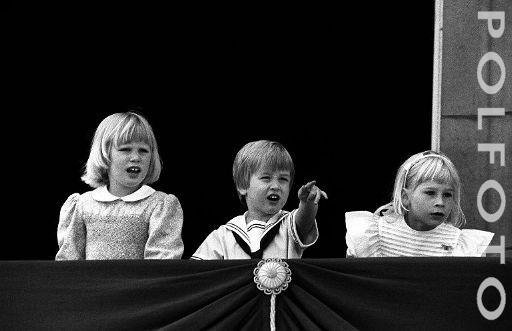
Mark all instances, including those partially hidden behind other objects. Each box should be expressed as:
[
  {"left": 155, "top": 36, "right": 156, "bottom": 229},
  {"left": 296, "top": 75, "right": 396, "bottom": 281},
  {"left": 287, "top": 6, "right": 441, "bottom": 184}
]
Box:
[
  {"left": 303, "top": 181, "right": 316, "bottom": 191},
  {"left": 313, "top": 189, "right": 328, "bottom": 204}
]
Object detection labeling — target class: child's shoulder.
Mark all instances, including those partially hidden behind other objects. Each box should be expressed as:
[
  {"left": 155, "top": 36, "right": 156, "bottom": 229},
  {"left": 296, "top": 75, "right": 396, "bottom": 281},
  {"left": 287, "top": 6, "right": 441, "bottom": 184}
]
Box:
[
  {"left": 345, "top": 210, "right": 379, "bottom": 229},
  {"left": 62, "top": 191, "right": 92, "bottom": 205},
  {"left": 344, "top": 209, "right": 383, "bottom": 257},
  {"left": 455, "top": 228, "right": 494, "bottom": 256},
  {"left": 59, "top": 191, "right": 98, "bottom": 216},
  {"left": 221, "top": 214, "right": 245, "bottom": 230},
  {"left": 347, "top": 202, "right": 400, "bottom": 223},
  {"left": 60, "top": 192, "right": 82, "bottom": 212},
  {"left": 150, "top": 190, "right": 180, "bottom": 202},
  {"left": 345, "top": 210, "right": 378, "bottom": 235},
  {"left": 146, "top": 191, "right": 183, "bottom": 211},
  {"left": 197, "top": 218, "right": 239, "bottom": 246},
  {"left": 67, "top": 186, "right": 107, "bottom": 203},
  {"left": 345, "top": 210, "right": 374, "bottom": 221},
  {"left": 211, "top": 214, "right": 249, "bottom": 238}
]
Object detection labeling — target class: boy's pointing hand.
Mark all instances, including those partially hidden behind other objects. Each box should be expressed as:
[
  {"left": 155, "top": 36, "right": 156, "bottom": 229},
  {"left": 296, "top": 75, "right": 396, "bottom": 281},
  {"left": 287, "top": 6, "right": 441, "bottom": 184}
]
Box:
[{"left": 298, "top": 180, "right": 328, "bottom": 204}]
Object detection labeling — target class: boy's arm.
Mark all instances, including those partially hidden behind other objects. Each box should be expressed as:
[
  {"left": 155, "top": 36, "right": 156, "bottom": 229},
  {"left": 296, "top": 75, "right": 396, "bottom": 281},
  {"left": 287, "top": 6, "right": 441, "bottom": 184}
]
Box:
[
  {"left": 191, "top": 230, "right": 225, "bottom": 260},
  {"left": 295, "top": 181, "right": 328, "bottom": 242}
]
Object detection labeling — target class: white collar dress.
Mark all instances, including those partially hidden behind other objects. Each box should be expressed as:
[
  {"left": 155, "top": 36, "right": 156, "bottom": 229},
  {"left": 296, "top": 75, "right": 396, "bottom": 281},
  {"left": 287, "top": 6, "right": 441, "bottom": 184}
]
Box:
[
  {"left": 345, "top": 210, "right": 494, "bottom": 257},
  {"left": 56, "top": 185, "right": 184, "bottom": 260}
]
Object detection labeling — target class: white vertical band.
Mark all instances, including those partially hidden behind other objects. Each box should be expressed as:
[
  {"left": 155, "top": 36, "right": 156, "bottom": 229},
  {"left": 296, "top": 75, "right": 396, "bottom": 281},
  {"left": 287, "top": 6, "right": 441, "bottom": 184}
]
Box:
[{"left": 432, "top": 0, "right": 444, "bottom": 152}]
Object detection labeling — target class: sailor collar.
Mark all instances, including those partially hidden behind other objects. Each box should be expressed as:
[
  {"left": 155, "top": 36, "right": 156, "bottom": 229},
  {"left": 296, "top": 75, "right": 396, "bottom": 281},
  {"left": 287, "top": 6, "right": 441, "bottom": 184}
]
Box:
[{"left": 226, "top": 210, "right": 288, "bottom": 245}]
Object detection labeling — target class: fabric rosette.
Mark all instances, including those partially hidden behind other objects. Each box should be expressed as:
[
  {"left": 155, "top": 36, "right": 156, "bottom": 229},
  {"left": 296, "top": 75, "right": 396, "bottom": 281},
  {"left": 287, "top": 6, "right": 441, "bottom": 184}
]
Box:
[
  {"left": 253, "top": 258, "right": 292, "bottom": 330},
  {"left": 254, "top": 258, "right": 291, "bottom": 294}
]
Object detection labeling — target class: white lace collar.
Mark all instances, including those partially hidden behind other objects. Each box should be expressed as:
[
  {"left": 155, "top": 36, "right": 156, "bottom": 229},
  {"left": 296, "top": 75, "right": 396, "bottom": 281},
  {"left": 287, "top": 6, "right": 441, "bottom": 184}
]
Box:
[
  {"left": 392, "top": 213, "right": 458, "bottom": 235},
  {"left": 91, "top": 185, "right": 155, "bottom": 202}
]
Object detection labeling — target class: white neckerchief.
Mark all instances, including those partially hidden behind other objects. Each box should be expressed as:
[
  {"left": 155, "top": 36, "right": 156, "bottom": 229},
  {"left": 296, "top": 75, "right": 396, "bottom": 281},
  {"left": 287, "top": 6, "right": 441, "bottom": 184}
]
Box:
[{"left": 246, "top": 219, "right": 266, "bottom": 252}]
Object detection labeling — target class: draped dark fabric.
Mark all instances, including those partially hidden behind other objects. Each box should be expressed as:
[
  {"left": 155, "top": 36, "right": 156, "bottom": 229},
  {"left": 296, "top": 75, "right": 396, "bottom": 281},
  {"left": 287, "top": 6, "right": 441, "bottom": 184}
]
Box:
[{"left": 1, "top": 258, "right": 510, "bottom": 330}]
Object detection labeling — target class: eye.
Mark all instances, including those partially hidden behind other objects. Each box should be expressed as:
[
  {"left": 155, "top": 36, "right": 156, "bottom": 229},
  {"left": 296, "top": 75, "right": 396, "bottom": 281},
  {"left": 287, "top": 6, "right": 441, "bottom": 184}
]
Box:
[
  {"left": 118, "top": 147, "right": 130, "bottom": 152},
  {"left": 424, "top": 191, "right": 435, "bottom": 196},
  {"left": 279, "top": 177, "right": 289, "bottom": 182},
  {"left": 139, "top": 148, "right": 150, "bottom": 154},
  {"left": 443, "top": 192, "right": 453, "bottom": 198},
  {"left": 260, "top": 176, "right": 270, "bottom": 181}
]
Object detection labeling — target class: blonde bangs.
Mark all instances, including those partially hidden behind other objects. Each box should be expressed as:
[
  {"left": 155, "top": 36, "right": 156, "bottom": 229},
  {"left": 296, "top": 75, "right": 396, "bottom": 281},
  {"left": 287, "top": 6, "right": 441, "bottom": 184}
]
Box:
[
  {"left": 413, "top": 158, "right": 455, "bottom": 187},
  {"left": 113, "top": 117, "right": 152, "bottom": 148},
  {"left": 391, "top": 151, "right": 465, "bottom": 227}
]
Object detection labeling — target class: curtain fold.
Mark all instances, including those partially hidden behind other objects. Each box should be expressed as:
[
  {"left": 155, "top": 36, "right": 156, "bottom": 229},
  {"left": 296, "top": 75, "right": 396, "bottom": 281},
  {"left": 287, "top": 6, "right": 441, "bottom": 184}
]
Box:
[{"left": 1, "top": 258, "right": 510, "bottom": 330}]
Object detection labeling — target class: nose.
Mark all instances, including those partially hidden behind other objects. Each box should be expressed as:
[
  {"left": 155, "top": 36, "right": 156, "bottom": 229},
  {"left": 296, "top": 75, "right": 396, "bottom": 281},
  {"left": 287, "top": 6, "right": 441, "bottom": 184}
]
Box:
[
  {"left": 130, "top": 151, "right": 141, "bottom": 162},
  {"left": 434, "top": 194, "right": 445, "bottom": 207},
  {"left": 269, "top": 179, "right": 280, "bottom": 190}
]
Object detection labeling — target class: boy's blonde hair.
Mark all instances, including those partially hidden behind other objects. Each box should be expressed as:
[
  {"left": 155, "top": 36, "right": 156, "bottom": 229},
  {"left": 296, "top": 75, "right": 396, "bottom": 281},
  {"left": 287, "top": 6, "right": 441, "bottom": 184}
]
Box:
[
  {"left": 388, "top": 150, "right": 466, "bottom": 227},
  {"left": 232, "top": 140, "right": 294, "bottom": 202},
  {"left": 81, "top": 112, "right": 162, "bottom": 188}
]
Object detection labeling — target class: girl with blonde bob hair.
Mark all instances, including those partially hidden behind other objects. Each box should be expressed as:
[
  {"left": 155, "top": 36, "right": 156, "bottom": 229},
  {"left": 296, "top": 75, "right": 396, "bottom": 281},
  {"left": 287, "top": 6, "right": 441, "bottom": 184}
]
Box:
[
  {"left": 390, "top": 150, "right": 465, "bottom": 228},
  {"left": 345, "top": 150, "right": 494, "bottom": 257},
  {"left": 56, "top": 111, "right": 184, "bottom": 260},
  {"left": 81, "top": 112, "right": 161, "bottom": 188}
]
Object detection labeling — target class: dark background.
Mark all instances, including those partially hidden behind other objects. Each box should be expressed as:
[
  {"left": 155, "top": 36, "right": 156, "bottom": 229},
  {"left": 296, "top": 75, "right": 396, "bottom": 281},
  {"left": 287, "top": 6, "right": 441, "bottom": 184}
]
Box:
[{"left": 1, "top": 2, "right": 434, "bottom": 259}]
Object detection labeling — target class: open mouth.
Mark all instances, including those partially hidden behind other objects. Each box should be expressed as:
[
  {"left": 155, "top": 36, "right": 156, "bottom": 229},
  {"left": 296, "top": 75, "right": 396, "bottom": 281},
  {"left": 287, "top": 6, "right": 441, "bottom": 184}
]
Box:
[
  {"left": 267, "top": 194, "right": 280, "bottom": 202},
  {"left": 126, "top": 166, "right": 141, "bottom": 174}
]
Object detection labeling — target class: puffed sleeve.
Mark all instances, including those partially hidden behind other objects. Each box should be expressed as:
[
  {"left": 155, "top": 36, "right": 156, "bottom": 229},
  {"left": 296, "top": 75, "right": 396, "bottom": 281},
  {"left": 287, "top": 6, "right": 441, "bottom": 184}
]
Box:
[
  {"left": 56, "top": 193, "right": 80, "bottom": 248},
  {"left": 345, "top": 211, "right": 380, "bottom": 257},
  {"left": 453, "top": 229, "right": 494, "bottom": 257},
  {"left": 190, "top": 230, "right": 225, "bottom": 260},
  {"left": 56, "top": 194, "right": 86, "bottom": 260},
  {"left": 144, "top": 194, "right": 184, "bottom": 259}
]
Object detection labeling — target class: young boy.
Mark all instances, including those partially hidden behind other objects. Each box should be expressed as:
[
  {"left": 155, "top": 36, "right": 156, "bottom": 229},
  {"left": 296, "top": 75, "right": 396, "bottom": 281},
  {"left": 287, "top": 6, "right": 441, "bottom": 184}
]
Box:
[{"left": 192, "top": 140, "right": 327, "bottom": 259}]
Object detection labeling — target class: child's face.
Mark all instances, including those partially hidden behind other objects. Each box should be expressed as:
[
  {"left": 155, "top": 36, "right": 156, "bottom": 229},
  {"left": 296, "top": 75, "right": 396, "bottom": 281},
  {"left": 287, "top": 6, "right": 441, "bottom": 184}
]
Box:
[
  {"left": 108, "top": 141, "right": 151, "bottom": 197},
  {"left": 239, "top": 167, "right": 291, "bottom": 222},
  {"left": 403, "top": 180, "right": 455, "bottom": 230}
]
